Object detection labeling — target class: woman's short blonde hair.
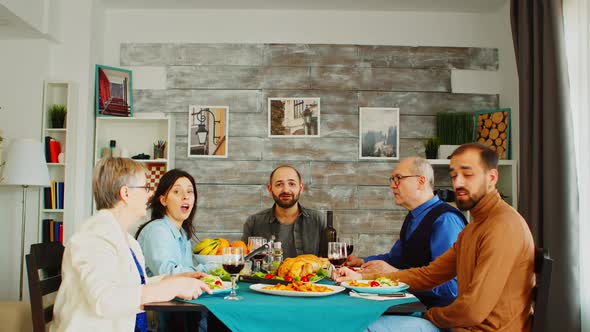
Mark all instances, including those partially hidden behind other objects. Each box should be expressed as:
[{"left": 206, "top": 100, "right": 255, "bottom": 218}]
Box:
[{"left": 92, "top": 158, "right": 147, "bottom": 210}]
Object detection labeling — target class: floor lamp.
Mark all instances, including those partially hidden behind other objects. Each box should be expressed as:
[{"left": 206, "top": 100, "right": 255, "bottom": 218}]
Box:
[{"left": 1, "top": 138, "right": 50, "bottom": 301}]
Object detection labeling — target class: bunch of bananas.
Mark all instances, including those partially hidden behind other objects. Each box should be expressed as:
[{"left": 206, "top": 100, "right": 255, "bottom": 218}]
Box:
[{"left": 193, "top": 238, "right": 229, "bottom": 255}]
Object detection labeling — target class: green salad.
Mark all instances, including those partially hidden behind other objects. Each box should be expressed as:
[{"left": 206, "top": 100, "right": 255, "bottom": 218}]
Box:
[
  {"left": 375, "top": 277, "right": 396, "bottom": 287},
  {"left": 201, "top": 275, "right": 224, "bottom": 289},
  {"left": 209, "top": 267, "right": 231, "bottom": 281}
]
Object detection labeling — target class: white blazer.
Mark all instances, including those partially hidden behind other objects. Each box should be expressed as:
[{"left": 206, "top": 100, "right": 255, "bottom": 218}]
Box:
[{"left": 51, "top": 210, "right": 163, "bottom": 332}]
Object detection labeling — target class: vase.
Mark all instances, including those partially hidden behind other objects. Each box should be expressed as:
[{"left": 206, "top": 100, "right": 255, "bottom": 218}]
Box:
[{"left": 425, "top": 149, "right": 438, "bottom": 159}]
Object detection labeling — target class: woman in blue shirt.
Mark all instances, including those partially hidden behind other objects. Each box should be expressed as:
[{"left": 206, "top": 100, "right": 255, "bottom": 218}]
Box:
[
  {"left": 137, "top": 169, "right": 203, "bottom": 277},
  {"left": 137, "top": 169, "right": 216, "bottom": 332}
]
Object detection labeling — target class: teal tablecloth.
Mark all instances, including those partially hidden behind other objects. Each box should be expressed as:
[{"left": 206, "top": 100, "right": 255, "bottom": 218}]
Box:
[{"left": 178, "top": 281, "right": 419, "bottom": 332}]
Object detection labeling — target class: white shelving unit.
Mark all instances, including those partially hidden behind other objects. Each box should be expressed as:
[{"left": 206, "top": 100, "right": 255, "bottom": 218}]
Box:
[
  {"left": 94, "top": 114, "right": 175, "bottom": 185},
  {"left": 38, "top": 81, "right": 74, "bottom": 243},
  {"left": 428, "top": 159, "right": 518, "bottom": 209}
]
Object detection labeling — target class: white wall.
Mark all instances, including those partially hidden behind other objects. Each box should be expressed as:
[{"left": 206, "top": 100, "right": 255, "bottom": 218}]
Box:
[{"left": 0, "top": 39, "right": 50, "bottom": 300}]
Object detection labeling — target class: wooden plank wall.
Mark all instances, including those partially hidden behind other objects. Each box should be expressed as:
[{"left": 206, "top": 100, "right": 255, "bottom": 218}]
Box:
[{"left": 122, "top": 43, "right": 499, "bottom": 257}]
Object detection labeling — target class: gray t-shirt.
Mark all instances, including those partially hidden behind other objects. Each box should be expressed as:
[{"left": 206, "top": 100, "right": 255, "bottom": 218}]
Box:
[{"left": 241, "top": 204, "right": 326, "bottom": 258}]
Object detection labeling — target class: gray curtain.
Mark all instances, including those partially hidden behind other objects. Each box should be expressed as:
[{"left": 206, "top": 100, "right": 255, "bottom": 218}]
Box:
[{"left": 511, "top": 0, "right": 580, "bottom": 330}]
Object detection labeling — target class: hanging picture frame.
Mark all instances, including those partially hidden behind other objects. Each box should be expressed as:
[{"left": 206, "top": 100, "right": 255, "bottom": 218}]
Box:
[
  {"left": 268, "top": 97, "right": 320, "bottom": 137},
  {"left": 188, "top": 105, "right": 229, "bottom": 158},
  {"left": 359, "top": 107, "right": 400, "bottom": 160},
  {"left": 95, "top": 64, "right": 133, "bottom": 117},
  {"left": 474, "top": 108, "right": 511, "bottom": 159}
]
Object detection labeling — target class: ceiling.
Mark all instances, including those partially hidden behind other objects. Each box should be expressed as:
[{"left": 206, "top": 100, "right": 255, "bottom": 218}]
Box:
[
  {"left": 0, "top": 0, "right": 506, "bottom": 40},
  {"left": 100, "top": 0, "right": 506, "bottom": 12},
  {"left": 0, "top": 5, "right": 44, "bottom": 40}
]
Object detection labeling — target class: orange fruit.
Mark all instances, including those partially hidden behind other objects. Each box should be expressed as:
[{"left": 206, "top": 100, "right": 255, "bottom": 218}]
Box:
[
  {"left": 231, "top": 240, "right": 249, "bottom": 254},
  {"left": 215, "top": 238, "right": 230, "bottom": 255}
]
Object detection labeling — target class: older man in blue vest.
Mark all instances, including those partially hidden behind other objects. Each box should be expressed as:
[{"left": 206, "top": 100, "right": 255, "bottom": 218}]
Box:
[{"left": 347, "top": 157, "right": 466, "bottom": 308}]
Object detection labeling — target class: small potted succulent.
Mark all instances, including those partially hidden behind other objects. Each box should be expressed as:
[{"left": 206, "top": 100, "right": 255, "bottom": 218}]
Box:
[
  {"left": 424, "top": 136, "right": 440, "bottom": 159},
  {"left": 49, "top": 104, "right": 67, "bottom": 128}
]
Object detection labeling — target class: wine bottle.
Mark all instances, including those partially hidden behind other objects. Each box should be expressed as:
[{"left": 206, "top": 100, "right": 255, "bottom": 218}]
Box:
[{"left": 320, "top": 210, "right": 337, "bottom": 257}]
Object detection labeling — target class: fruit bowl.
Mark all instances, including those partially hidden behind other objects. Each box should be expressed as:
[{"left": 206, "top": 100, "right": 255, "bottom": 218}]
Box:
[
  {"left": 194, "top": 254, "right": 223, "bottom": 264},
  {"left": 194, "top": 254, "right": 223, "bottom": 271}
]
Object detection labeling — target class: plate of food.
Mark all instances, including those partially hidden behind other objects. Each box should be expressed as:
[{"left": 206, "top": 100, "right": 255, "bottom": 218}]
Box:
[
  {"left": 201, "top": 275, "right": 235, "bottom": 295},
  {"left": 340, "top": 278, "right": 409, "bottom": 294},
  {"left": 250, "top": 282, "right": 345, "bottom": 297}
]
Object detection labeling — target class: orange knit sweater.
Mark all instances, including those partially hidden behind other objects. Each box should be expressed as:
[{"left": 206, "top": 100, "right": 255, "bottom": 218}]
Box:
[{"left": 372, "top": 190, "right": 535, "bottom": 331}]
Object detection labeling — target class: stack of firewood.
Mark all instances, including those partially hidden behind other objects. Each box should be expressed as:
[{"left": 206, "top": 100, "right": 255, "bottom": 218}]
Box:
[{"left": 476, "top": 111, "right": 508, "bottom": 159}]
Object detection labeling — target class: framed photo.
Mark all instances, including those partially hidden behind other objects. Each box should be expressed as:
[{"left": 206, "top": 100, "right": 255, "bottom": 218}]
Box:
[
  {"left": 188, "top": 105, "right": 228, "bottom": 158},
  {"left": 474, "top": 108, "right": 511, "bottom": 159},
  {"left": 359, "top": 107, "right": 400, "bottom": 160},
  {"left": 268, "top": 98, "right": 320, "bottom": 137},
  {"left": 95, "top": 64, "right": 133, "bottom": 117}
]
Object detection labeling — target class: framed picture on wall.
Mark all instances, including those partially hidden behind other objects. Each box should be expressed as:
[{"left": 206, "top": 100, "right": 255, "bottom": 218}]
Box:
[
  {"left": 359, "top": 107, "right": 400, "bottom": 160},
  {"left": 188, "top": 105, "right": 228, "bottom": 158},
  {"left": 474, "top": 108, "right": 511, "bottom": 159},
  {"left": 268, "top": 97, "right": 320, "bottom": 137},
  {"left": 95, "top": 64, "right": 133, "bottom": 117}
]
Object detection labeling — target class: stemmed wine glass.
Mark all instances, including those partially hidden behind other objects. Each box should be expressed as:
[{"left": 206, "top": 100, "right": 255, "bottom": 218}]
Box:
[
  {"left": 222, "top": 247, "right": 245, "bottom": 301},
  {"left": 339, "top": 236, "right": 354, "bottom": 256},
  {"left": 328, "top": 242, "right": 347, "bottom": 274},
  {"left": 247, "top": 236, "right": 267, "bottom": 273}
]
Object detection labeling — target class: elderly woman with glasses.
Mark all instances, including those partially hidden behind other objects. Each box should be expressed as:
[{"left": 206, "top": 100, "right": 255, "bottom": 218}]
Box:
[{"left": 51, "top": 158, "right": 211, "bottom": 332}]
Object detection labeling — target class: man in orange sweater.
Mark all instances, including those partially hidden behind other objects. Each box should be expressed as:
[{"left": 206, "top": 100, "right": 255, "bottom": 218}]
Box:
[{"left": 337, "top": 143, "right": 535, "bottom": 332}]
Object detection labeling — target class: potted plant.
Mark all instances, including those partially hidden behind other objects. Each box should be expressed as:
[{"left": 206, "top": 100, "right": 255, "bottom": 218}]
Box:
[
  {"left": 424, "top": 137, "right": 440, "bottom": 159},
  {"left": 436, "top": 111, "right": 474, "bottom": 159},
  {"left": 49, "top": 104, "right": 67, "bottom": 128}
]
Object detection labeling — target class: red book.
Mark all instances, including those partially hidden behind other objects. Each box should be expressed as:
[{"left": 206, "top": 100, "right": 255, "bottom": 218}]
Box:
[
  {"left": 49, "top": 139, "right": 61, "bottom": 163},
  {"left": 59, "top": 223, "right": 63, "bottom": 243}
]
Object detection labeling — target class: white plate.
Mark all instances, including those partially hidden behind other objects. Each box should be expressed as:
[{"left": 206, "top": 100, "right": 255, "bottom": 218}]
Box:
[
  {"left": 340, "top": 280, "right": 409, "bottom": 294},
  {"left": 249, "top": 283, "right": 345, "bottom": 297},
  {"left": 209, "top": 281, "right": 235, "bottom": 295}
]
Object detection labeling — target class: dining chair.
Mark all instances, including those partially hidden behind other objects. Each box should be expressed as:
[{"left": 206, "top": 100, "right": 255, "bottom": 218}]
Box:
[
  {"left": 532, "top": 248, "right": 553, "bottom": 332},
  {"left": 26, "top": 241, "right": 65, "bottom": 332}
]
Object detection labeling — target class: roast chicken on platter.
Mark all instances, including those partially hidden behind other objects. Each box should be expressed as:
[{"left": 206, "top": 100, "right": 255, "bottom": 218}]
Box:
[{"left": 276, "top": 254, "right": 330, "bottom": 278}]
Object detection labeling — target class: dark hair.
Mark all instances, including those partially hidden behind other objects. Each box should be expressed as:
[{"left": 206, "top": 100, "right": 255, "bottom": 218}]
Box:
[
  {"left": 135, "top": 169, "right": 197, "bottom": 239},
  {"left": 269, "top": 165, "right": 302, "bottom": 184},
  {"left": 450, "top": 143, "right": 499, "bottom": 170}
]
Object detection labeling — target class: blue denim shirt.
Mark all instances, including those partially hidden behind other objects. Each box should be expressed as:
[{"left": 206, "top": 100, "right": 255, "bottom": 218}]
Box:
[
  {"left": 137, "top": 216, "right": 204, "bottom": 277},
  {"left": 366, "top": 196, "right": 465, "bottom": 307}
]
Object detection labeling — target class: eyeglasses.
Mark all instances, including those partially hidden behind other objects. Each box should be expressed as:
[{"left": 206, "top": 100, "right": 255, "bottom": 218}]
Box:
[
  {"left": 128, "top": 185, "right": 151, "bottom": 193},
  {"left": 389, "top": 175, "right": 421, "bottom": 186}
]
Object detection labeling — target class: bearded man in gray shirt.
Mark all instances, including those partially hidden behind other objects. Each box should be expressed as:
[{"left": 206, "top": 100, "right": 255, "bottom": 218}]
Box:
[{"left": 242, "top": 165, "right": 326, "bottom": 258}]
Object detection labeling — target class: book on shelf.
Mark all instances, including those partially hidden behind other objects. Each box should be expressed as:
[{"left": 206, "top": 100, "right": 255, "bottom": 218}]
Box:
[
  {"left": 42, "top": 219, "right": 52, "bottom": 243},
  {"left": 44, "top": 181, "right": 65, "bottom": 210},
  {"left": 44, "top": 136, "right": 52, "bottom": 162},
  {"left": 45, "top": 220, "right": 63, "bottom": 243},
  {"left": 58, "top": 182, "right": 64, "bottom": 209},
  {"left": 51, "top": 181, "right": 56, "bottom": 209}
]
